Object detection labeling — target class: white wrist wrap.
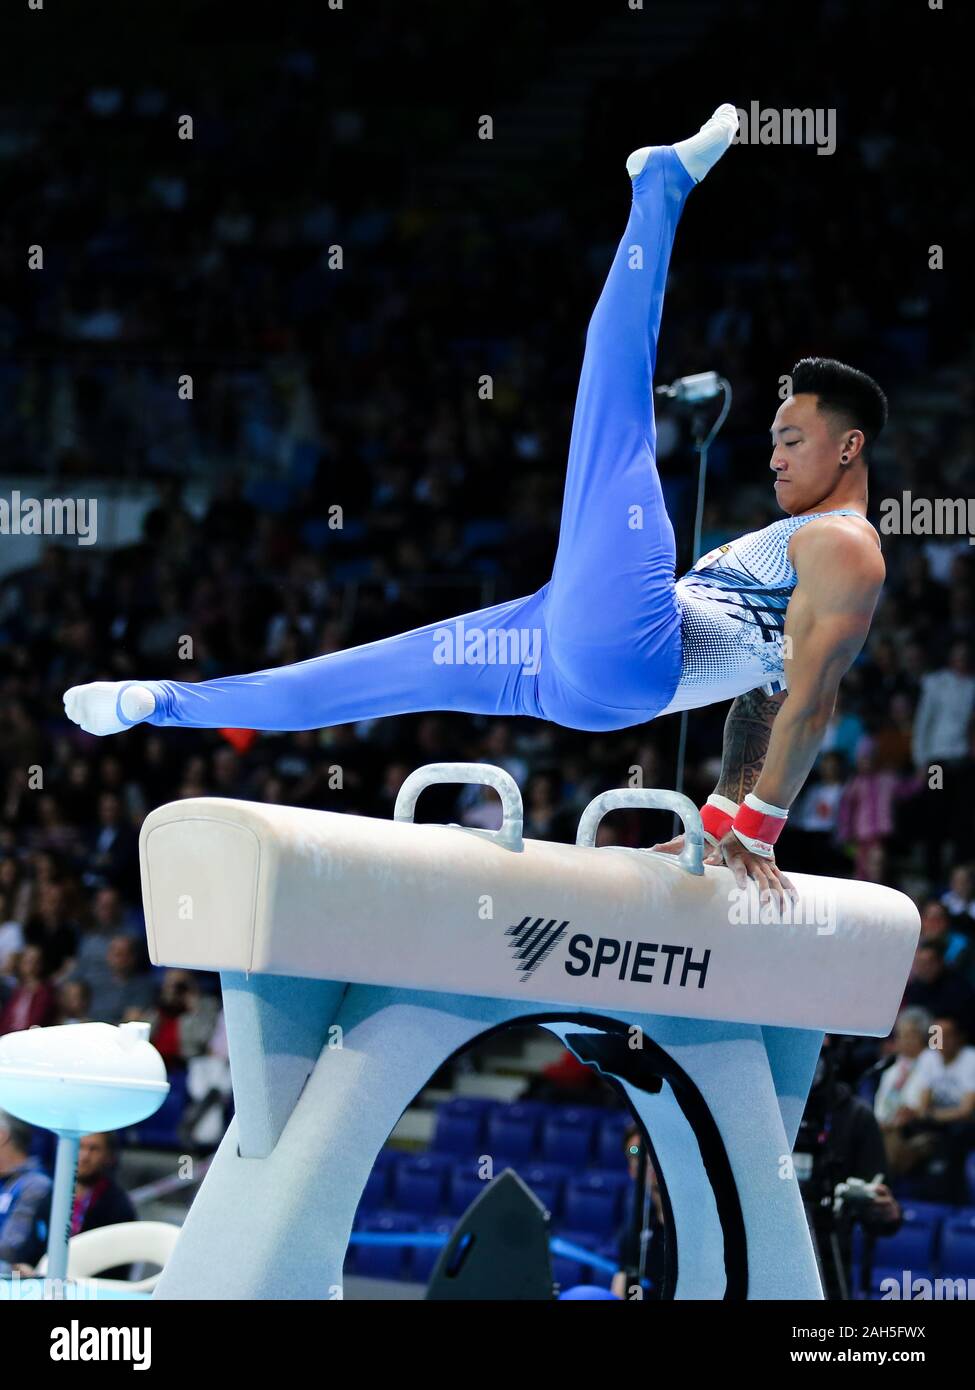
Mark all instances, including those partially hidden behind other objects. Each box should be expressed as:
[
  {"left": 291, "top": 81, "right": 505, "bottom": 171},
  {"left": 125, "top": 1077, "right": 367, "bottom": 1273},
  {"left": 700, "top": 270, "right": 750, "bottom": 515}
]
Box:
[
  {"left": 743, "top": 791, "right": 790, "bottom": 820},
  {"left": 731, "top": 826, "right": 776, "bottom": 859}
]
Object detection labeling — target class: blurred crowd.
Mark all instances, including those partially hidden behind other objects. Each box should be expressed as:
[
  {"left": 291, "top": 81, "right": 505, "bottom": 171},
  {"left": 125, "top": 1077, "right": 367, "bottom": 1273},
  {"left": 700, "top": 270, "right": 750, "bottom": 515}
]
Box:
[{"left": 0, "top": 0, "right": 973, "bottom": 1236}]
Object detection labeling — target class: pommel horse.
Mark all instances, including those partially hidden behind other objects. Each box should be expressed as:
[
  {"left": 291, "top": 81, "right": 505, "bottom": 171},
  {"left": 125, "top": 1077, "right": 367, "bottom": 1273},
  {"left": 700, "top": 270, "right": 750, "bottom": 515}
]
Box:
[{"left": 138, "top": 763, "right": 920, "bottom": 1300}]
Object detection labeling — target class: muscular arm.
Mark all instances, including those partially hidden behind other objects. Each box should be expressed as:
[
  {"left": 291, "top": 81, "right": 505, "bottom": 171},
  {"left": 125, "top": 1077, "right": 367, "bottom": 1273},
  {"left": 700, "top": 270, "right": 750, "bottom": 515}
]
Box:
[
  {"left": 713, "top": 687, "right": 788, "bottom": 803},
  {"left": 753, "top": 520, "right": 885, "bottom": 809}
]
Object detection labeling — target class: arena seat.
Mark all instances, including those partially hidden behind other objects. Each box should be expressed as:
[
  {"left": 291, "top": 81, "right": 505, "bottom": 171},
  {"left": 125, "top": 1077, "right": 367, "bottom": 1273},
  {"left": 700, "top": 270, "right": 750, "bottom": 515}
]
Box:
[
  {"left": 563, "top": 1177, "right": 621, "bottom": 1235},
  {"left": 431, "top": 1101, "right": 488, "bottom": 1157},
  {"left": 486, "top": 1102, "right": 545, "bottom": 1159},
  {"left": 940, "top": 1211, "right": 975, "bottom": 1279},
  {"left": 391, "top": 1154, "right": 450, "bottom": 1216},
  {"left": 596, "top": 1112, "right": 630, "bottom": 1166},
  {"left": 541, "top": 1107, "right": 598, "bottom": 1164}
]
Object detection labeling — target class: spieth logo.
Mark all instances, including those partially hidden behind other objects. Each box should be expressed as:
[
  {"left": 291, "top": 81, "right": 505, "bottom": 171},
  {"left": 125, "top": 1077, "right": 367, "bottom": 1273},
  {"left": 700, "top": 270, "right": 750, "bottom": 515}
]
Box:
[
  {"left": 505, "top": 917, "right": 711, "bottom": 991},
  {"left": 505, "top": 915, "right": 569, "bottom": 981}
]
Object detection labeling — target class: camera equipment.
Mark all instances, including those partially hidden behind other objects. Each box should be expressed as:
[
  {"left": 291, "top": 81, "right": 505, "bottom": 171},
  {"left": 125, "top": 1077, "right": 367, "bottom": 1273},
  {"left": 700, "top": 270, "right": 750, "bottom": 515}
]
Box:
[{"left": 793, "top": 1040, "right": 883, "bottom": 1300}]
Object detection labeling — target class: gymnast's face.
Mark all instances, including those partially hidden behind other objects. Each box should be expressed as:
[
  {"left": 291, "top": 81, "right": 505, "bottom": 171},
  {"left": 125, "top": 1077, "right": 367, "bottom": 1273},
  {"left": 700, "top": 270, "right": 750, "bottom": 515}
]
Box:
[{"left": 769, "top": 394, "right": 859, "bottom": 515}]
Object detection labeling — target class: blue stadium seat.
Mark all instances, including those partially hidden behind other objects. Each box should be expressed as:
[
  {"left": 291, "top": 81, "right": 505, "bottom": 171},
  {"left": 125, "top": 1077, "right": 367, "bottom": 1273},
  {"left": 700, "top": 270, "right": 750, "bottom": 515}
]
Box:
[
  {"left": 446, "top": 1156, "right": 518, "bottom": 1215},
  {"left": 411, "top": 1220, "right": 455, "bottom": 1283},
  {"left": 966, "top": 1151, "right": 975, "bottom": 1206},
  {"left": 595, "top": 1113, "right": 630, "bottom": 1167},
  {"left": 590, "top": 1242, "right": 620, "bottom": 1290},
  {"left": 392, "top": 1153, "right": 449, "bottom": 1215},
  {"left": 554, "top": 1227, "right": 603, "bottom": 1284},
  {"left": 356, "top": 1213, "right": 418, "bottom": 1280},
  {"left": 940, "top": 1210, "right": 975, "bottom": 1279},
  {"left": 448, "top": 1162, "right": 491, "bottom": 1217},
  {"left": 542, "top": 1107, "right": 599, "bottom": 1165},
  {"left": 552, "top": 1257, "right": 587, "bottom": 1290},
  {"left": 564, "top": 1173, "right": 625, "bottom": 1235},
  {"left": 854, "top": 1201, "right": 943, "bottom": 1294},
  {"left": 431, "top": 1100, "right": 487, "bottom": 1156},
  {"left": 487, "top": 1102, "right": 545, "bottom": 1160},
  {"left": 517, "top": 1162, "right": 569, "bottom": 1219},
  {"left": 586, "top": 1167, "right": 630, "bottom": 1194}
]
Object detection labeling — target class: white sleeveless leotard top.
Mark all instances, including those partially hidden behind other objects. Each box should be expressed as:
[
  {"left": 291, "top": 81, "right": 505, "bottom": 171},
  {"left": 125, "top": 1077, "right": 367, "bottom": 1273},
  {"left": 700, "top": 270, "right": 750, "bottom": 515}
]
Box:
[{"left": 659, "top": 509, "right": 869, "bottom": 715}]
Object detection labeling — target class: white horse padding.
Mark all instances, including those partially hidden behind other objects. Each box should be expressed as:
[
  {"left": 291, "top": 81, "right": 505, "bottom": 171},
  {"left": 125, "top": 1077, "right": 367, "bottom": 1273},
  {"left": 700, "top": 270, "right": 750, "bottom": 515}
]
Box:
[{"left": 139, "top": 766, "right": 919, "bottom": 1300}]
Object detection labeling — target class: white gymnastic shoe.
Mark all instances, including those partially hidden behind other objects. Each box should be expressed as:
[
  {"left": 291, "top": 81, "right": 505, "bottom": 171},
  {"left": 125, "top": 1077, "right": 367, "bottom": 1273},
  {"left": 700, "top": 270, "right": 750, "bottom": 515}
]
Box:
[
  {"left": 627, "top": 103, "right": 739, "bottom": 182},
  {"left": 63, "top": 681, "right": 156, "bottom": 736}
]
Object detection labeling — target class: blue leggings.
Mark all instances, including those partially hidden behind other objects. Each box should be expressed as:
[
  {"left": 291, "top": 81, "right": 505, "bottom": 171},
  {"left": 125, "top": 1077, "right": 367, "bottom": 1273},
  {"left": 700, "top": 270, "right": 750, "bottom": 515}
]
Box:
[{"left": 139, "top": 150, "right": 693, "bottom": 736}]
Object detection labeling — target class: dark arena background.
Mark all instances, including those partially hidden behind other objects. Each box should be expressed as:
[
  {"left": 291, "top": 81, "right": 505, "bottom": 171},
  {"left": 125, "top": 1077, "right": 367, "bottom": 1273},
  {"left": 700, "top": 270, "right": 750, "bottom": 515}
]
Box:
[{"left": 0, "top": 0, "right": 973, "bottom": 1349}]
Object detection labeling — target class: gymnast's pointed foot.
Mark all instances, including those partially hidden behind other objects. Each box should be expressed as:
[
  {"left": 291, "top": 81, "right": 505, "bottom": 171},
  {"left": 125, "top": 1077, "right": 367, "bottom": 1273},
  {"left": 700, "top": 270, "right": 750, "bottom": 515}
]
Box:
[
  {"left": 63, "top": 681, "right": 156, "bottom": 736},
  {"left": 626, "top": 103, "right": 739, "bottom": 183}
]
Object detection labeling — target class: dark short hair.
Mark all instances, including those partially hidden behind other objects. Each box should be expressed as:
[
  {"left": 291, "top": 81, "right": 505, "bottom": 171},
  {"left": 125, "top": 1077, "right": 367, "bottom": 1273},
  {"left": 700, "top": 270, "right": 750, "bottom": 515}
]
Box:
[
  {"left": 791, "top": 356, "right": 888, "bottom": 450},
  {"left": 83, "top": 1130, "right": 118, "bottom": 1158},
  {"left": 920, "top": 898, "right": 950, "bottom": 918}
]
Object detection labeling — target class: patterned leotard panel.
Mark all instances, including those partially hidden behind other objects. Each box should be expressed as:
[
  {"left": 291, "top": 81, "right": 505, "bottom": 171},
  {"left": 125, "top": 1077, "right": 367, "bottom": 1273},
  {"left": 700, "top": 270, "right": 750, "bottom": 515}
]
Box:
[{"left": 658, "top": 509, "right": 868, "bottom": 716}]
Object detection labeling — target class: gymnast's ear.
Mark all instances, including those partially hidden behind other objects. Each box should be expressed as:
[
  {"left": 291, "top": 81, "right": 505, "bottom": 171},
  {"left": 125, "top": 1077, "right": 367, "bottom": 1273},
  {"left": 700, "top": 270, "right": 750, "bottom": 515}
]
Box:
[{"left": 839, "top": 428, "right": 866, "bottom": 465}]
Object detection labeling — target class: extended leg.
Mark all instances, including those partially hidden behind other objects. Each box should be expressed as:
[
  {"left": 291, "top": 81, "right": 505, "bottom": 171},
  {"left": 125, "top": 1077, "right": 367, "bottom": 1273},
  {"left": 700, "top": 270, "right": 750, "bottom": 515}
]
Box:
[
  {"left": 543, "top": 110, "right": 737, "bottom": 713},
  {"left": 64, "top": 591, "right": 548, "bottom": 733}
]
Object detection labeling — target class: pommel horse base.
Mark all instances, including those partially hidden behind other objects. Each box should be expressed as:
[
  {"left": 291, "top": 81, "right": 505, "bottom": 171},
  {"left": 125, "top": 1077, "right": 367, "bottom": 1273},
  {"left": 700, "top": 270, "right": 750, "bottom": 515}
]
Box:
[{"left": 138, "top": 763, "right": 919, "bottom": 1300}]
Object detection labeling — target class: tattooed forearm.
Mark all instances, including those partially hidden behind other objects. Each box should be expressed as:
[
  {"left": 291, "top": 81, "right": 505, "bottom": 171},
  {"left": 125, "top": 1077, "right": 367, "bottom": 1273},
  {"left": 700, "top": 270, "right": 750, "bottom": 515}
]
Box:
[{"left": 713, "top": 687, "right": 788, "bottom": 803}]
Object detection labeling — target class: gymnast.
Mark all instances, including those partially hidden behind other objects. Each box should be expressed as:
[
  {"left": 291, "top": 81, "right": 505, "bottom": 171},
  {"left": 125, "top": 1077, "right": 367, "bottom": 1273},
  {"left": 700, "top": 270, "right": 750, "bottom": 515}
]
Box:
[{"left": 64, "top": 106, "right": 888, "bottom": 901}]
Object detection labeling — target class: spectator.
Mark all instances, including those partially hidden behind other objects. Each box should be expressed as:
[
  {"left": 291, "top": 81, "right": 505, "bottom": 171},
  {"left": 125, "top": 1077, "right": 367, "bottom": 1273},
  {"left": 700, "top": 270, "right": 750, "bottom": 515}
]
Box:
[
  {"left": 0, "top": 892, "right": 24, "bottom": 977},
  {"left": 784, "top": 751, "right": 848, "bottom": 875},
  {"left": 22, "top": 881, "right": 79, "bottom": 979},
  {"left": 895, "top": 1016, "right": 975, "bottom": 1203},
  {"left": 872, "top": 692, "right": 916, "bottom": 773},
  {"left": 875, "top": 1006, "right": 933, "bottom": 1176},
  {"left": 183, "top": 1007, "right": 233, "bottom": 1150},
  {"left": 0, "top": 859, "right": 31, "bottom": 931},
  {"left": 0, "top": 1110, "right": 52, "bottom": 1275},
  {"left": 902, "top": 939, "right": 975, "bottom": 1039},
  {"left": 835, "top": 738, "right": 920, "bottom": 881},
  {"left": 71, "top": 885, "right": 140, "bottom": 1000},
  {"left": 941, "top": 865, "right": 975, "bottom": 927},
  {"left": 612, "top": 1122, "right": 666, "bottom": 1300},
  {"left": 84, "top": 793, "right": 140, "bottom": 897},
  {"left": 912, "top": 641, "right": 975, "bottom": 874},
  {"left": 58, "top": 978, "right": 92, "bottom": 1025},
  {"left": 917, "top": 898, "right": 970, "bottom": 966},
  {"left": 81, "top": 935, "right": 156, "bottom": 1025},
  {"left": 798, "top": 1043, "right": 902, "bottom": 1299},
  {"left": 523, "top": 771, "right": 572, "bottom": 841},
  {"left": 69, "top": 1132, "right": 137, "bottom": 1278},
  {"left": 0, "top": 945, "right": 58, "bottom": 1035},
  {"left": 819, "top": 692, "right": 865, "bottom": 768},
  {"left": 135, "top": 970, "right": 219, "bottom": 1071}
]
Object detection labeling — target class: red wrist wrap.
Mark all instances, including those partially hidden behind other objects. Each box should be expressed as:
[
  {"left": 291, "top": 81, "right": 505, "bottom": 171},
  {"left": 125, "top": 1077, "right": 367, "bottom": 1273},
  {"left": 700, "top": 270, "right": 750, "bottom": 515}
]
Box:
[
  {"left": 733, "top": 802, "right": 787, "bottom": 847},
  {"left": 700, "top": 801, "right": 735, "bottom": 842}
]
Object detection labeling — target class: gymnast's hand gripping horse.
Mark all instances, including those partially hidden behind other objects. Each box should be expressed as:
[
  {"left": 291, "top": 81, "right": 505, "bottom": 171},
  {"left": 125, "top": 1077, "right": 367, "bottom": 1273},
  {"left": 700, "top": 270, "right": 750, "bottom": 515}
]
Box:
[{"left": 63, "top": 106, "right": 887, "bottom": 905}]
